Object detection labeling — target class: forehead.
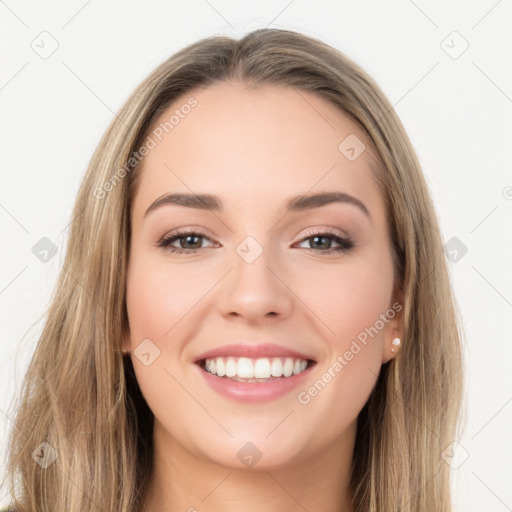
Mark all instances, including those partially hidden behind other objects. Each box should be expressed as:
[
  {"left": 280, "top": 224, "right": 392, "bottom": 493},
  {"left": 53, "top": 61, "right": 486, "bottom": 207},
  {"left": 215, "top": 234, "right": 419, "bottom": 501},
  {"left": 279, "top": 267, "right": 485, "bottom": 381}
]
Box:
[{"left": 133, "top": 81, "right": 385, "bottom": 222}]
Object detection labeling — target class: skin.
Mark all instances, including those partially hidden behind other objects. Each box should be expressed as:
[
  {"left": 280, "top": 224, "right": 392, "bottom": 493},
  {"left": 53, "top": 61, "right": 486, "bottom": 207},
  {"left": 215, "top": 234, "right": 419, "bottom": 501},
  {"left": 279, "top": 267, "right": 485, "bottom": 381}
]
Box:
[{"left": 124, "top": 81, "right": 403, "bottom": 512}]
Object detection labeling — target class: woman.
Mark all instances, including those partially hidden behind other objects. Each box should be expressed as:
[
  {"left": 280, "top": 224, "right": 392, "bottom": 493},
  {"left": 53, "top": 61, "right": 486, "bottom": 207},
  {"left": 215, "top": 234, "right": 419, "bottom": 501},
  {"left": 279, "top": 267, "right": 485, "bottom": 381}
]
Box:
[{"left": 2, "top": 28, "right": 463, "bottom": 511}]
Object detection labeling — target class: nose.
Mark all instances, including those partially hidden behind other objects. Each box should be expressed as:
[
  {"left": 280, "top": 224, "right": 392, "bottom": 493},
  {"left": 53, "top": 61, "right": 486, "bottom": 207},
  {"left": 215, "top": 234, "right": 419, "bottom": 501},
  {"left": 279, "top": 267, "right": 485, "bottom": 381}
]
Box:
[{"left": 216, "top": 241, "right": 294, "bottom": 324}]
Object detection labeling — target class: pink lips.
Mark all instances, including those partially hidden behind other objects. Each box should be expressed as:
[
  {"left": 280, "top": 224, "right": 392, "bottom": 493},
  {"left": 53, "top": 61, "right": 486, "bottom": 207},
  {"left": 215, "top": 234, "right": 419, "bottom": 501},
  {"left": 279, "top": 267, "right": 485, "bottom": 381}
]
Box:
[
  {"left": 193, "top": 342, "right": 316, "bottom": 403},
  {"left": 193, "top": 342, "right": 315, "bottom": 363}
]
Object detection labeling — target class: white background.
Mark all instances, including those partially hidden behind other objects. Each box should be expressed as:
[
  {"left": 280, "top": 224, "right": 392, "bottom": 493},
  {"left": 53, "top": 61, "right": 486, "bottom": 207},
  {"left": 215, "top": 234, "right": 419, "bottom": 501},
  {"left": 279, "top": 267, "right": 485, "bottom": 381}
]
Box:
[{"left": 1, "top": 1, "right": 511, "bottom": 510}]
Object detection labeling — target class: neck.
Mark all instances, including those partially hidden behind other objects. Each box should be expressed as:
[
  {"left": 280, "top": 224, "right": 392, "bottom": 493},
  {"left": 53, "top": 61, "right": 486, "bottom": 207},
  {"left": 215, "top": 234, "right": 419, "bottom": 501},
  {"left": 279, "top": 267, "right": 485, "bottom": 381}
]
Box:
[{"left": 142, "top": 420, "right": 356, "bottom": 512}]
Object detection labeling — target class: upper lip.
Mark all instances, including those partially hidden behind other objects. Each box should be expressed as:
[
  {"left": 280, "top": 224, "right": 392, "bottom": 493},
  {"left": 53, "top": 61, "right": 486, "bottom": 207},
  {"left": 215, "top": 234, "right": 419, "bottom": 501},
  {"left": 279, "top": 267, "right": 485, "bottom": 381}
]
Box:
[{"left": 194, "top": 343, "right": 316, "bottom": 363}]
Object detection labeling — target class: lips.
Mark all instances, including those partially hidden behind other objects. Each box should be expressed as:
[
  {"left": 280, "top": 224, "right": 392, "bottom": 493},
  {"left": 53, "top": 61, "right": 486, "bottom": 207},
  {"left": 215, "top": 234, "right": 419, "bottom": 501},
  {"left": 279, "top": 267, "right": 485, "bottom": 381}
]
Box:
[
  {"left": 193, "top": 342, "right": 316, "bottom": 363},
  {"left": 193, "top": 343, "right": 317, "bottom": 402}
]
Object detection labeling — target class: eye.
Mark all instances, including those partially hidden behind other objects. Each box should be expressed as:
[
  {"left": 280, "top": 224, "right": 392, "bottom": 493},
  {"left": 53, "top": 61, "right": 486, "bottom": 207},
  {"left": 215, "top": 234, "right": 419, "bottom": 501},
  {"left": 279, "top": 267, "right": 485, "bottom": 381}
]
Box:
[
  {"left": 294, "top": 228, "right": 354, "bottom": 254},
  {"left": 156, "top": 228, "right": 354, "bottom": 256},
  {"left": 156, "top": 229, "right": 216, "bottom": 254}
]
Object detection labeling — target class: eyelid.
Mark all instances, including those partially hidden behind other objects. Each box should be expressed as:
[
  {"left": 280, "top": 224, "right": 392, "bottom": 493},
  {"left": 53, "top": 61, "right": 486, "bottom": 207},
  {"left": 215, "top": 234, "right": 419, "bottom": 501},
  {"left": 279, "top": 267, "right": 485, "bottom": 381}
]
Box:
[
  {"left": 158, "top": 225, "right": 350, "bottom": 245},
  {"left": 293, "top": 227, "right": 354, "bottom": 252},
  {"left": 298, "top": 226, "right": 350, "bottom": 239},
  {"left": 157, "top": 225, "right": 354, "bottom": 256},
  {"left": 155, "top": 227, "right": 217, "bottom": 249},
  {"left": 158, "top": 226, "right": 216, "bottom": 241}
]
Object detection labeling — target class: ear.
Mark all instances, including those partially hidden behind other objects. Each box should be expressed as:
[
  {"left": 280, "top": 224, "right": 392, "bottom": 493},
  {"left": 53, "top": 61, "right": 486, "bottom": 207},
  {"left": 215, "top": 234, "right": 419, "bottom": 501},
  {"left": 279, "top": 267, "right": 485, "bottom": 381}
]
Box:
[{"left": 381, "top": 292, "right": 404, "bottom": 364}]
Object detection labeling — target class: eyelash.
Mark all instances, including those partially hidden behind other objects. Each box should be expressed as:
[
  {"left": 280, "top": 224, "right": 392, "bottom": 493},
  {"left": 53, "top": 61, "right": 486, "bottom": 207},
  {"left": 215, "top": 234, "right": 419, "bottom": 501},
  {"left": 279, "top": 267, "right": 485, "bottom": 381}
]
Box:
[{"left": 156, "top": 228, "right": 354, "bottom": 255}]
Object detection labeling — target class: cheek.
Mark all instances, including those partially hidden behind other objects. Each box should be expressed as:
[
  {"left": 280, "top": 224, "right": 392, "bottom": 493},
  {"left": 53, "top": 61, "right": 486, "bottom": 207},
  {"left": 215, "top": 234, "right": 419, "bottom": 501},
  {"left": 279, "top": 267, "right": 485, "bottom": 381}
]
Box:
[
  {"left": 126, "top": 246, "right": 394, "bottom": 355},
  {"left": 297, "top": 253, "right": 394, "bottom": 346},
  {"left": 125, "top": 254, "right": 208, "bottom": 345},
  {"left": 124, "top": 256, "right": 210, "bottom": 422},
  {"left": 294, "top": 259, "right": 393, "bottom": 431}
]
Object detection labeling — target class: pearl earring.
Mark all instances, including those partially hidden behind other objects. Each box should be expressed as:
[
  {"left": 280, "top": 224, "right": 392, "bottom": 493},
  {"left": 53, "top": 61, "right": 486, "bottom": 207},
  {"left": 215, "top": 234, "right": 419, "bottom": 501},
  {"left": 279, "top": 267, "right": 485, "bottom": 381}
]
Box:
[{"left": 391, "top": 337, "right": 401, "bottom": 353}]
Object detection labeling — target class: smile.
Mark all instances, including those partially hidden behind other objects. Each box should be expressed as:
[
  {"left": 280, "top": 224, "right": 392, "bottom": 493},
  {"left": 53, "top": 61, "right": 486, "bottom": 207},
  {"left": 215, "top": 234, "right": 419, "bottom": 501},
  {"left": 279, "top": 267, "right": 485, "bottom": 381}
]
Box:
[
  {"left": 195, "top": 356, "right": 316, "bottom": 403},
  {"left": 201, "top": 356, "right": 311, "bottom": 381}
]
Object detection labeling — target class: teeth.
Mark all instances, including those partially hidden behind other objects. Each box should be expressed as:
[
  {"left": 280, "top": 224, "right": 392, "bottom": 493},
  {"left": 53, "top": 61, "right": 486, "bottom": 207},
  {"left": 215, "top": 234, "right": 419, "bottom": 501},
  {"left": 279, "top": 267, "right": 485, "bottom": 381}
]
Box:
[
  {"left": 254, "top": 358, "right": 270, "bottom": 378},
  {"left": 238, "top": 357, "right": 255, "bottom": 378},
  {"left": 283, "top": 358, "right": 294, "bottom": 377},
  {"left": 225, "top": 357, "right": 237, "bottom": 377},
  {"left": 271, "top": 358, "right": 283, "bottom": 377},
  {"left": 202, "top": 356, "right": 310, "bottom": 380},
  {"left": 216, "top": 358, "right": 226, "bottom": 377}
]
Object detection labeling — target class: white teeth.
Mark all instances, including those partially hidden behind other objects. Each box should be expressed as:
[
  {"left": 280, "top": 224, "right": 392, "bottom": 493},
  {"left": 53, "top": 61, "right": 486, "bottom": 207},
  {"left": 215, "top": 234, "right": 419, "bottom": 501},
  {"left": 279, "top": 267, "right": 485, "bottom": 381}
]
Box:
[
  {"left": 216, "top": 358, "right": 225, "bottom": 377},
  {"left": 237, "top": 357, "right": 254, "bottom": 378},
  {"left": 202, "top": 356, "right": 310, "bottom": 380},
  {"left": 225, "top": 357, "right": 237, "bottom": 377},
  {"left": 283, "top": 358, "right": 294, "bottom": 377},
  {"left": 271, "top": 358, "right": 283, "bottom": 377},
  {"left": 294, "top": 360, "right": 308, "bottom": 374},
  {"left": 253, "top": 358, "right": 271, "bottom": 378}
]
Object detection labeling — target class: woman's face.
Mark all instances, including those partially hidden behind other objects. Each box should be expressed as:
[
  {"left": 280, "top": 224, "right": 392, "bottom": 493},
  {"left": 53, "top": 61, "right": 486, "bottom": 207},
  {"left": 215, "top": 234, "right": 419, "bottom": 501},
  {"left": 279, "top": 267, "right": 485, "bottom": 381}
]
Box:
[{"left": 124, "top": 81, "right": 401, "bottom": 470}]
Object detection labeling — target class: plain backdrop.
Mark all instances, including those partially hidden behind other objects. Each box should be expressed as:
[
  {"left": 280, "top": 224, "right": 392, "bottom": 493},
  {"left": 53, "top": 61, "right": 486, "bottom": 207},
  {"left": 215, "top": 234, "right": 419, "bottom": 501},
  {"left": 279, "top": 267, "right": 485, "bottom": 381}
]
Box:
[{"left": 1, "top": 1, "right": 511, "bottom": 510}]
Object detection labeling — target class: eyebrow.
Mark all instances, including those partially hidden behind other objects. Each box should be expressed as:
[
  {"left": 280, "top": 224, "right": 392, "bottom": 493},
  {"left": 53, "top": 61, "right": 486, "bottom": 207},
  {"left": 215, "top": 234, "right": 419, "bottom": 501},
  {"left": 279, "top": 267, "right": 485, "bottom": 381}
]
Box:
[{"left": 144, "top": 191, "right": 370, "bottom": 219}]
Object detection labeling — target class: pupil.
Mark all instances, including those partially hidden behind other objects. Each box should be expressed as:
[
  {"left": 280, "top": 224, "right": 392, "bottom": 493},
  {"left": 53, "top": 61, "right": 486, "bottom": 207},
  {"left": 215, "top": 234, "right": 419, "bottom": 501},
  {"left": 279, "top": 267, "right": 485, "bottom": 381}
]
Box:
[
  {"left": 184, "top": 235, "right": 201, "bottom": 249},
  {"left": 313, "top": 235, "right": 330, "bottom": 250}
]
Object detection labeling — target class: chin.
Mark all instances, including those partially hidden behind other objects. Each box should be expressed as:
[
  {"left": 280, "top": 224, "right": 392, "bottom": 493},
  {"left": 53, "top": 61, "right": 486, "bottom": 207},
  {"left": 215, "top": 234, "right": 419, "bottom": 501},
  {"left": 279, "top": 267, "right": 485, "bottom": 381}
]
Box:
[{"left": 196, "top": 431, "right": 313, "bottom": 472}]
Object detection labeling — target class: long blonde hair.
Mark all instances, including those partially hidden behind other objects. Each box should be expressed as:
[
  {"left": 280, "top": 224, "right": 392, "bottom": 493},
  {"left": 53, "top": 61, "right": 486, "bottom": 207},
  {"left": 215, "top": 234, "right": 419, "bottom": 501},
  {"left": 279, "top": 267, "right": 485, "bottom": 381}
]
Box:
[{"left": 3, "top": 28, "right": 463, "bottom": 511}]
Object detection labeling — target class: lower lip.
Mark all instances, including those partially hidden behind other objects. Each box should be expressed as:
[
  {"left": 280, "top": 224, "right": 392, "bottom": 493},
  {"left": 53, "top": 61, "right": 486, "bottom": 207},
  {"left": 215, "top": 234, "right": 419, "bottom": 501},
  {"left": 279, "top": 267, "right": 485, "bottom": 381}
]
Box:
[{"left": 195, "top": 363, "right": 315, "bottom": 403}]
